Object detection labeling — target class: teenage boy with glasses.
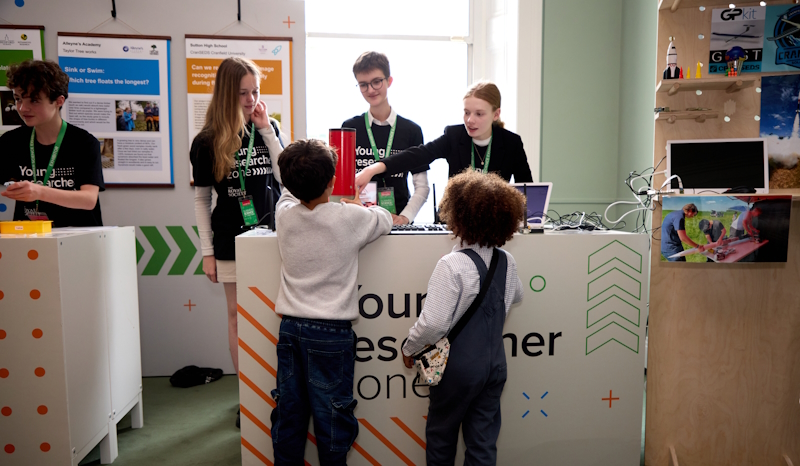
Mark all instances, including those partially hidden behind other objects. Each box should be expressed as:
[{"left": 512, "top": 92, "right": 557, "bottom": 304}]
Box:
[{"left": 342, "top": 51, "right": 429, "bottom": 225}]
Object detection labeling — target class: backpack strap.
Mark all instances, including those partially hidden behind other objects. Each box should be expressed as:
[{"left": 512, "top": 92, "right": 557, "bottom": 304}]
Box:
[
  {"left": 270, "top": 118, "right": 285, "bottom": 149},
  {"left": 448, "top": 248, "right": 500, "bottom": 344}
]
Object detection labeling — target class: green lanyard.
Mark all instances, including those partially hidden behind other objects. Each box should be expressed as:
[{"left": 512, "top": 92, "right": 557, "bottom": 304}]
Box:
[
  {"left": 364, "top": 111, "right": 396, "bottom": 164},
  {"left": 30, "top": 119, "right": 68, "bottom": 210},
  {"left": 234, "top": 123, "right": 256, "bottom": 195},
  {"left": 470, "top": 133, "right": 493, "bottom": 174}
]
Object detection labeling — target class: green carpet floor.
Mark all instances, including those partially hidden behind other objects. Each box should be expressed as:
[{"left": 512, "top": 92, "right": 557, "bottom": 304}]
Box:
[
  {"left": 79, "top": 375, "right": 242, "bottom": 466},
  {"left": 78, "top": 374, "right": 647, "bottom": 466}
]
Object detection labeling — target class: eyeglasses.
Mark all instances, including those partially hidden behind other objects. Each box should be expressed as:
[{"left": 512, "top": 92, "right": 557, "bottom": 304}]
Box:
[{"left": 357, "top": 77, "right": 387, "bottom": 93}]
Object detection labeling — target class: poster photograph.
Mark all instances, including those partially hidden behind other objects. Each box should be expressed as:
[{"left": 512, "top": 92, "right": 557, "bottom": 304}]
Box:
[
  {"left": 709, "top": 6, "right": 764, "bottom": 74},
  {"left": 58, "top": 33, "right": 173, "bottom": 186},
  {"left": 759, "top": 74, "right": 800, "bottom": 190},
  {"left": 762, "top": 4, "right": 800, "bottom": 72},
  {"left": 184, "top": 35, "right": 293, "bottom": 183},
  {"left": 660, "top": 195, "right": 791, "bottom": 263},
  {"left": 0, "top": 25, "right": 44, "bottom": 133}
]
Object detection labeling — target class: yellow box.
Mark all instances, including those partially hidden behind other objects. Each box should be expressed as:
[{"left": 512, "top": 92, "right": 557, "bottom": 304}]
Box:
[{"left": 0, "top": 220, "right": 53, "bottom": 234}]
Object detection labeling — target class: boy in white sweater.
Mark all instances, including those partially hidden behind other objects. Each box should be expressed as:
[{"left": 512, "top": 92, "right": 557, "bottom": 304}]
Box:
[{"left": 269, "top": 139, "right": 392, "bottom": 465}]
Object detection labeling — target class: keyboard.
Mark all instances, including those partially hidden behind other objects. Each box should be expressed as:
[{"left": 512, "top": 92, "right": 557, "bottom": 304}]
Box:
[{"left": 390, "top": 224, "right": 450, "bottom": 235}]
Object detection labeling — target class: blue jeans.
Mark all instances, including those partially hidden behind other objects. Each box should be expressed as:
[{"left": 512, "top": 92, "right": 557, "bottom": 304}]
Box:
[{"left": 270, "top": 316, "right": 358, "bottom": 466}]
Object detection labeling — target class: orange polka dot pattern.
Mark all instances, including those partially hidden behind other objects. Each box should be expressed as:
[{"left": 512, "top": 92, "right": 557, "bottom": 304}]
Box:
[
  {"left": 27, "top": 250, "right": 38, "bottom": 260},
  {"left": 37, "top": 405, "right": 48, "bottom": 415},
  {"left": 40, "top": 443, "right": 50, "bottom": 452},
  {"left": 30, "top": 290, "right": 41, "bottom": 300},
  {"left": 34, "top": 367, "right": 45, "bottom": 377},
  {"left": 0, "top": 369, "right": 8, "bottom": 378},
  {"left": 0, "top": 330, "right": 5, "bottom": 339},
  {"left": 32, "top": 329, "right": 43, "bottom": 339}
]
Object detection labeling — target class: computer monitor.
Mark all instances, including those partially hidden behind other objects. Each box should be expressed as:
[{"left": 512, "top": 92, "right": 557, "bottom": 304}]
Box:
[
  {"left": 666, "top": 138, "right": 769, "bottom": 194},
  {"left": 511, "top": 182, "right": 553, "bottom": 226}
]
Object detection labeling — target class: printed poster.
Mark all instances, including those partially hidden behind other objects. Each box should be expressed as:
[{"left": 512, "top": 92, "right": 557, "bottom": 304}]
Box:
[
  {"left": 58, "top": 33, "right": 173, "bottom": 186},
  {"left": 759, "top": 75, "right": 800, "bottom": 191},
  {"left": 763, "top": 4, "right": 800, "bottom": 72},
  {"left": 709, "top": 6, "right": 764, "bottom": 74},
  {"left": 660, "top": 195, "right": 791, "bottom": 263},
  {"left": 185, "top": 35, "right": 293, "bottom": 183},
  {"left": 0, "top": 26, "right": 45, "bottom": 133}
]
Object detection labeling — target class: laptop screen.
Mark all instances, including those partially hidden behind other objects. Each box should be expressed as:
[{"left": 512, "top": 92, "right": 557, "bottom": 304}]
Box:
[{"left": 511, "top": 183, "right": 551, "bottom": 225}]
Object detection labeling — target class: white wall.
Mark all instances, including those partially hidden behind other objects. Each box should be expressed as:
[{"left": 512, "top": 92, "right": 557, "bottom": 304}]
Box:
[{"left": 0, "top": 0, "right": 306, "bottom": 375}]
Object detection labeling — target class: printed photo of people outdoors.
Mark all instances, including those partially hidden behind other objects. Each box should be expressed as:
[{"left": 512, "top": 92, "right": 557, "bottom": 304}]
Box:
[
  {"left": 660, "top": 195, "right": 792, "bottom": 263},
  {"left": 115, "top": 100, "right": 160, "bottom": 132}
]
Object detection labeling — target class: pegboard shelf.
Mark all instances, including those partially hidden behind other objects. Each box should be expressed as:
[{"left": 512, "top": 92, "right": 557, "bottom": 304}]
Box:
[
  {"left": 655, "top": 110, "right": 720, "bottom": 123},
  {"left": 656, "top": 76, "right": 757, "bottom": 95}
]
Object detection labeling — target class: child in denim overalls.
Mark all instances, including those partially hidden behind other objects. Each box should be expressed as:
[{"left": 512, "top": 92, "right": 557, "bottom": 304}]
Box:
[{"left": 402, "top": 170, "right": 526, "bottom": 465}]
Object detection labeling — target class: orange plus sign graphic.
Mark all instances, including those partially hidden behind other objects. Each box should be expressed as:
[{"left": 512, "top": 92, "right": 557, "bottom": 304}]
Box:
[
  {"left": 184, "top": 300, "right": 196, "bottom": 311},
  {"left": 283, "top": 16, "right": 295, "bottom": 28},
  {"left": 602, "top": 390, "right": 619, "bottom": 408}
]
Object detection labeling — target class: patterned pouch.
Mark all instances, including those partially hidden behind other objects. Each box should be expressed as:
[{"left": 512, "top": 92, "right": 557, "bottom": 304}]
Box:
[
  {"left": 410, "top": 249, "right": 500, "bottom": 387},
  {"left": 412, "top": 338, "right": 450, "bottom": 386}
]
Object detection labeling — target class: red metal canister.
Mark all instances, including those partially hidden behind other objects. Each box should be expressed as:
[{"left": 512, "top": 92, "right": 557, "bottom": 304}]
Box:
[{"left": 329, "top": 128, "right": 356, "bottom": 197}]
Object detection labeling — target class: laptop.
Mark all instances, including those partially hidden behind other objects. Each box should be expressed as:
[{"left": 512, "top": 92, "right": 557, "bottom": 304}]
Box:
[{"left": 511, "top": 182, "right": 553, "bottom": 227}]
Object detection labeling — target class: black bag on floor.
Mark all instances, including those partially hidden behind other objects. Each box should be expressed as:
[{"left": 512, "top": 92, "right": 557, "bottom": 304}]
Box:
[{"left": 169, "top": 365, "right": 223, "bottom": 388}]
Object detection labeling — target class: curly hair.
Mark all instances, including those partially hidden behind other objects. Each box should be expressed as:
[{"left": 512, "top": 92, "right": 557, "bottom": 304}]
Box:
[
  {"left": 439, "top": 170, "right": 525, "bottom": 247},
  {"left": 6, "top": 59, "right": 69, "bottom": 104},
  {"left": 278, "top": 139, "right": 338, "bottom": 203}
]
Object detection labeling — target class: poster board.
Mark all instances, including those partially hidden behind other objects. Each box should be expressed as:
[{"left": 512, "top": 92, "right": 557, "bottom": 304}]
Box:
[
  {"left": 58, "top": 33, "right": 174, "bottom": 187},
  {"left": 184, "top": 35, "right": 293, "bottom": 183},
  {"left": 0, "top": 25, "right": 44, "bottom": 133},
  {"left": 708, "top": 6, "right": 764, "bottom": 74}
]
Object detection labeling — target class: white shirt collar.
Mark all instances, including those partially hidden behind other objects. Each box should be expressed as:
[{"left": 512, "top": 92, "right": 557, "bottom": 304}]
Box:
[
  {"left": 472, "top": 136, "right": 491, "bottom": 147},
  {"left": 368, "top": 107, "right": 397, "bottom": 127}
]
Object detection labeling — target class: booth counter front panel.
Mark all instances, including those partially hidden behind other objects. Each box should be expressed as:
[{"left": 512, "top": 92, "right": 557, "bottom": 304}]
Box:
[
  {"left": 0, "top": 227, "right": 143, "bottom": 466},
  {"left": 236, "top": 231, "right": 650, "bottom": 466}
]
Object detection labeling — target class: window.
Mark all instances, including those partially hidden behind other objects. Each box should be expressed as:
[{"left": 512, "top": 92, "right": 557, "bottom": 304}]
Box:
[{"left": 305, "top": 0, "right": 470, "bottom": 223}]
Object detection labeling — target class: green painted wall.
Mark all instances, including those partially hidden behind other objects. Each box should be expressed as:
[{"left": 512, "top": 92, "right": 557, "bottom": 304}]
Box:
[
  {"left": 615, "top": 0, "right": 658, "bottom": 231},
  {"left": 540, "top": 0, "right": 656, "bottom": 229}
]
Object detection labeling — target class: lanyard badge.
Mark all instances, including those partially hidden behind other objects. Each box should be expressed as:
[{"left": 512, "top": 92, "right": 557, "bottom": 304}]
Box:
[
  {"left": 235, "top": 123, "right": 258, "bottom": 226},
  {"left": 364, "top": 112, "right": 396, "bottom": 186},
  {"left": 239, "top": 195, "right": 258, "bottom": 226},
  {"left": 377, "top": 186, "right": 396, "bottom": 214},
  {"left": 29, "top": 120, "right": 68, "bottom": 212}
]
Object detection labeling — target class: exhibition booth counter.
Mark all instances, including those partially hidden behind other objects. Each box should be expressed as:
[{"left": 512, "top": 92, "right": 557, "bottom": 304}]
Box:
[
  {"left": 0, "top": 227, "right": 143, "bottom": 466},
  {"left": 235, "top": 230, "right": 650, "bottom": 466}
]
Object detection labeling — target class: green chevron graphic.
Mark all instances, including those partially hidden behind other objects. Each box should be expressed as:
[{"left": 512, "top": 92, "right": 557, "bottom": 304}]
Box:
[
  {"left": 140, "top": 227, "right": 171, "bottom": 276},
  {"left": 586, "top": 294, "right": 640, "bottom": 328},
  {"left": 586, "top": 321, "right": 639, "bottom": 355},
  {"left": 588, "top": 240, "right": 642, "bottom": 274},
  {"left": 136, "top": 238, "right": 145, "bottom": 263},
  {"left": 192, "top": 226, "right": 204, "bottom": 275},
  {"left": 166, "top": 226, "right": 197, "bottom": 275},
  {"left": 136, "top": 226, "right": 206, "bottom": 276},
  {"left": 585, "top": 240, "right": 644, "bottom": 355},
  {"left": 587, "top": 267, "right": 641, "bottom": 301}
]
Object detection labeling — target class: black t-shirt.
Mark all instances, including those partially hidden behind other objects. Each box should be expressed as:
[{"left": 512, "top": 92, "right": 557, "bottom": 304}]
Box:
[
  {"left": 190, "top": 128, "right": 280, "bottom": 260},
  {"left": 341, "top": 114, "right": 427, "bottom": 215},
  {"left": 703, "top": 221, "right": 725, "bottom": 242},
  {"left": 0, "top": 123, "right": 105, "bottom": 227}
]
